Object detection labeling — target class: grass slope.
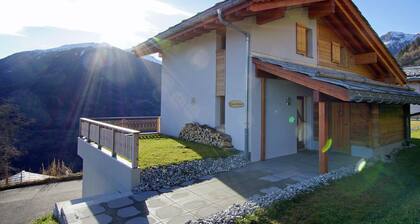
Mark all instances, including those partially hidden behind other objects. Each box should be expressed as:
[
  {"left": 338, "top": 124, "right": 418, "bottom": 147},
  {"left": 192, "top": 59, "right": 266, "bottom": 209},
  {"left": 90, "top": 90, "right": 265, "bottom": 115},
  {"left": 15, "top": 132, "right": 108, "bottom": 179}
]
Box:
[
  {"left": 138, "top": 135, "right": 237, "bottom": 169},
  {"left": 32, "top": 214, "right": 58, "bottom": 224},
  {"left": 237, "top": 135, "right": 420, "bottom": 224}
]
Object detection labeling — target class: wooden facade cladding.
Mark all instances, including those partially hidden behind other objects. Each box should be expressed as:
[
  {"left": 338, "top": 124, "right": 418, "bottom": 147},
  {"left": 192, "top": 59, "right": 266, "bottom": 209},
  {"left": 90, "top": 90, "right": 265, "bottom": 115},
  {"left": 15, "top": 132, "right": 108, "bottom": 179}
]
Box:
[
  {"left": 314, "top": 103, "right": 405, "bottom": 150},
  {"left": 216, "top": 49, "right": 226, "bottom": 96},
  {"left": 378, "top": 105, "right": 404, "bottom": 146},
  {"left": 317, "top": 19, "right": 377, "bottom": 79}
]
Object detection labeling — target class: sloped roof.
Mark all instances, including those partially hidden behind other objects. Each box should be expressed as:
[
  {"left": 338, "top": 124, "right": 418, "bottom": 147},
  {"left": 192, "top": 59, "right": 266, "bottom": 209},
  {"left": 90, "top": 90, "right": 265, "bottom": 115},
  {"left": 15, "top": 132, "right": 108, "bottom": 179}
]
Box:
[
  {"left": 133, "top": 0, "right": 406, "bottom": 85},
  {"left": 405, "top": 66, "right": 420, "bottom": 82},
  {"left": 254, "top": 56, "right": 420, "bottom": 104}
]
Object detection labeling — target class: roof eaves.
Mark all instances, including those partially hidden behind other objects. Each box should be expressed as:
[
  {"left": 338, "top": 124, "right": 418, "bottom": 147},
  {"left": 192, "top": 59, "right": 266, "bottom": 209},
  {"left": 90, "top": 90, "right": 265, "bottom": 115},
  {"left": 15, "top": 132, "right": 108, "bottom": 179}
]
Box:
[
  {"left": 346, "top": 0, "right": 407, "bottom": 83},
  {"left": 134, "top": 0, "right": 246, "bottom": 53}
]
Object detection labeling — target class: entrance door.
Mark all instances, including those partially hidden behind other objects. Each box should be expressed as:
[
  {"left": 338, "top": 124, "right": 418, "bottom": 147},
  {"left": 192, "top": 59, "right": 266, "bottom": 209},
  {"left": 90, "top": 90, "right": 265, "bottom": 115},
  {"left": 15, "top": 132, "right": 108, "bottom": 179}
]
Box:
[
  {"left": 297, "top": 96, "right": 305, "bottom": 150},
  {"left": 330, "top": 102, "right": 351, "bottom": 153}
]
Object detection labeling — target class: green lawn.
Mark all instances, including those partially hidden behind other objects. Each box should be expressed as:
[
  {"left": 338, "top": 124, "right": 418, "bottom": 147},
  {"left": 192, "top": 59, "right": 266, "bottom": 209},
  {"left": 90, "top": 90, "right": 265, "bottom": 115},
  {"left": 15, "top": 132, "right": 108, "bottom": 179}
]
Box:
[
  {"left": 138, "top": 135, "right": 237, "bottom": 169},
  {"left": 237, "top": 133, "right": 420, "bottom": 224},
  {"left": 32, "top": 214, "right": 58, "bottom": 224},
  {"left": 411, "top": 120, "right": 420, "bottom": 130}
]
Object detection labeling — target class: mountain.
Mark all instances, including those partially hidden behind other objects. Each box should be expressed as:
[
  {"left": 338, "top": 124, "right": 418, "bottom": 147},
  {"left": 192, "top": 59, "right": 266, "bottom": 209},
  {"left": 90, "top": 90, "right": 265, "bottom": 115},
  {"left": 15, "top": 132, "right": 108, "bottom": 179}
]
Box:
[
  {"left": 0, "top": 44, "right": 161, "bottom": 172},
  {"left": 397, "top": 37, "right": 420, "bottom": 66},
  {"left": 380, "top": 31, "right": 420, "bottom": 56}
]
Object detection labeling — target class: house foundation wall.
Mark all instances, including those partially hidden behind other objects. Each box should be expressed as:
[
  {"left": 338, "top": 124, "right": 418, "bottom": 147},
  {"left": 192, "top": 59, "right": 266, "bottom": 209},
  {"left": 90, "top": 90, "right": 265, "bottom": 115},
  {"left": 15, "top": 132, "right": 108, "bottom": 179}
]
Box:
[{"left": 78, "top": 138, "right": 140, "bottom": 197}]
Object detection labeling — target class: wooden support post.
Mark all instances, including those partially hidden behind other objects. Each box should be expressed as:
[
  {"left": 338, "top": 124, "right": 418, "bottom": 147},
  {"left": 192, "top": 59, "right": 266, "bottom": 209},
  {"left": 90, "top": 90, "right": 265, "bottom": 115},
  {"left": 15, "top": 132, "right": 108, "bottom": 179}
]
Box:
[
  {"left": 131, "top": 132, "right": 139, "bottom": 169},
  {"left": 318, "top": 100, "right": 329, "bottom": 174},
  {"left": 260, "top": 78, "right": 266, "bottom": 161},
  {"left": 404, "top": 104, "right": 411, "bottom": 143}
]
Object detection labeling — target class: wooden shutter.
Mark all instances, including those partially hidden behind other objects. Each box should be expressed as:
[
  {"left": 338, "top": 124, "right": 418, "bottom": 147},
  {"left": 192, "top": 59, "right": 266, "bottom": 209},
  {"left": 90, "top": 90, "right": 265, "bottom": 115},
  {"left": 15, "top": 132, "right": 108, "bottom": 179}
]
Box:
[
  {"left": 296, "top": 24, "right": 307, "bottom": 56},
  {"left": 332, "top": 42, "right": 341, "bottom": 64},
  {"left": 216, "top": 49, "right": 226, "bottom": 96}
]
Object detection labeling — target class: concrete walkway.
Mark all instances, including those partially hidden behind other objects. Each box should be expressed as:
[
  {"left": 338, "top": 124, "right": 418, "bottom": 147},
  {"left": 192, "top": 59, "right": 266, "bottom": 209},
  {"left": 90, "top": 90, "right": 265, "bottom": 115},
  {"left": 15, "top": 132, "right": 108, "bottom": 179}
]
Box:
[
  {"left": 67, "top": 151, "right": 361, "bottom": 224},
  {"left": 0, "top": 180, "right": 82, "bottom": 224}
]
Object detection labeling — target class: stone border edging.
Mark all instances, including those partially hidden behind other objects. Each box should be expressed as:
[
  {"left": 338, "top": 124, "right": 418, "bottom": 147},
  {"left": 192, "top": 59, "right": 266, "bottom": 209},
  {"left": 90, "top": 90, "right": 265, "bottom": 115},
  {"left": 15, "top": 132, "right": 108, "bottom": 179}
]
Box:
[
  {"left": 133, "top": 153, "right": 248, "bottom": 192},
  {"left": 187, "top": 165, "right": 358, "bottom": 224}
]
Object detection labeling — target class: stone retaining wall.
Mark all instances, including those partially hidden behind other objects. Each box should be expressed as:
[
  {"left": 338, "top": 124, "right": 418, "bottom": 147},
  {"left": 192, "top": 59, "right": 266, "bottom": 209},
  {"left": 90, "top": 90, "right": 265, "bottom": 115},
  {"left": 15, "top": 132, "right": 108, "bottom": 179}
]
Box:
[{"left": 134, "top": 153, "right": 247, "bottom": 192}]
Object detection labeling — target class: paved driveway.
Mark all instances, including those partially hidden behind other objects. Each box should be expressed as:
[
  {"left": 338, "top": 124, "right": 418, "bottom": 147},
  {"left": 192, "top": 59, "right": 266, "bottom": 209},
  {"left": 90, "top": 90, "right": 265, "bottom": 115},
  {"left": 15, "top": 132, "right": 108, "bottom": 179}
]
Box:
[
  {"left": 67, "top": 151, "right": 361, "bottom": 224},
  {"left": 0, "top": 180, "right": 82, "bottom": 224}
]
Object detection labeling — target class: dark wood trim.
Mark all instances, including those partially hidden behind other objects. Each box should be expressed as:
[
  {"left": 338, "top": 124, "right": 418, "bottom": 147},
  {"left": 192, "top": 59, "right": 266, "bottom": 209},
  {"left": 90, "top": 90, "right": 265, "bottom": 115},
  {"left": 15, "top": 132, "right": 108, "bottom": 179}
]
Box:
[
  {"left": 308, "top": 0, "right": 335, "bottom": 19},
  {"left": 261, "top": 78, "right": 266, "bottom": 161},
  {"left": 256, "top": 8, "right": 286, "bottom": 25},
  {"left": 253, "top": 58, "right": 350, "bottom": 101},
  {"left": 248, "top": 0, "right": 327, "bottom": 12}
]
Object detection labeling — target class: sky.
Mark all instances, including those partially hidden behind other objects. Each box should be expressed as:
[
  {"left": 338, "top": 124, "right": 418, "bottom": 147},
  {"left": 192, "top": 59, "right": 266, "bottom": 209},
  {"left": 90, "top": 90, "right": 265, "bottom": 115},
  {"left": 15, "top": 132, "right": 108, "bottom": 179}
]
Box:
[{"left": 0, "top": 0, "right": 419, "bottom": 59}]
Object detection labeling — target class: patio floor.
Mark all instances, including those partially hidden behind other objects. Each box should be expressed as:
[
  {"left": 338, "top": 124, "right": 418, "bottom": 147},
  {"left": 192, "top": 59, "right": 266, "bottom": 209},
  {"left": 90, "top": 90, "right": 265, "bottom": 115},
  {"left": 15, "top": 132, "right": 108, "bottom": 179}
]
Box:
[{"left": 71, "top": 151, "right": 362, "bottom": 224}]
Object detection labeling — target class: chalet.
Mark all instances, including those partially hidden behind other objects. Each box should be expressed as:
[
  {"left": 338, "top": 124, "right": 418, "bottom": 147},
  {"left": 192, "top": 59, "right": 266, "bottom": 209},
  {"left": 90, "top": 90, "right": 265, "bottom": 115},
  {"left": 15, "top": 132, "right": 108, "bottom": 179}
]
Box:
[
  {"left": 74, "top": 0, "right": 420, "bottom": 198},
  {"left": 133, "top": 0, "right": 420, "bottom": 173}
]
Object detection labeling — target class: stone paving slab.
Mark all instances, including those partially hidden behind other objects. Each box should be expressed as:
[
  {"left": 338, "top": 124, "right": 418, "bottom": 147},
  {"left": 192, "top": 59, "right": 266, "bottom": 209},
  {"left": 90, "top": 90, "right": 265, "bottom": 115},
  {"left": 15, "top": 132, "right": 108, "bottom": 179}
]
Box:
[
  {"left": 117, "top": 206, "right": 140, "bottom": 218},
  {"left": 69, "top": 151, "right": 360, "bottom": 224},
  {"left": 107, "top": 197, "right": 134, "bottom": 209}
]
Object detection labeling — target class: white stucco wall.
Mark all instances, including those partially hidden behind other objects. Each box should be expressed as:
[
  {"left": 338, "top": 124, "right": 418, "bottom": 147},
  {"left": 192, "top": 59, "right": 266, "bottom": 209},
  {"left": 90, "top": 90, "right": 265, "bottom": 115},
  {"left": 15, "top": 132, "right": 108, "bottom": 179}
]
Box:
[
  {"left": 159, "top": 7, "right": 318, "bottom": 159},
  {"left": 225, "top": 7, "right": 318, "bottom": 160},
  {"left": 160, "top": 32, "right": 217, "bottom": 137},
  {"left": 264, "top": 79, "right": 313, "bottom": 159},
  {"left": 250, "top": 8, "right": 318, "bottom": 66},
  {"left": 78, "top": 138, "right": 140, "bottom": 197},
  {"left": 225, "top": 28, "right": 248, "bottom": 151}
]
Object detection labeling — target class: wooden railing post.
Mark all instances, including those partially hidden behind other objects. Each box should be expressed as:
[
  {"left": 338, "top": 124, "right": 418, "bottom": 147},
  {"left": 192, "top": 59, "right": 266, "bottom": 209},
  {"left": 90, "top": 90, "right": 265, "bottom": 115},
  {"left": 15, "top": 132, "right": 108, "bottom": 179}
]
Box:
[
  {"left": 87, "top": 122, "right": 91, "bottom": 142},
  {"left": 79, "top": 120, "right": 83, "bottom": 137},
  {"left": 111, "top": 129, "right": 116, "bottom": 157},
  {"left": 97, "top": 126, "right": 102, "bottom": 149},
  {"left": 157, "top": 117, "right": 161, "bottom": 133},
  {"left": 131, "top": 132, "right": 139, "bottom": 169}
]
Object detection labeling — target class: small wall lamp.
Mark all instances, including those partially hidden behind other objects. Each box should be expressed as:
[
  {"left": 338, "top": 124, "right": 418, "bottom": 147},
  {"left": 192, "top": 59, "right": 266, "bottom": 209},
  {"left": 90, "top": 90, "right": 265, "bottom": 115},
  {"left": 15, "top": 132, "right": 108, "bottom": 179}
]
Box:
[{"left": 286, "top": 97, "right": 292, "bottom": 106}]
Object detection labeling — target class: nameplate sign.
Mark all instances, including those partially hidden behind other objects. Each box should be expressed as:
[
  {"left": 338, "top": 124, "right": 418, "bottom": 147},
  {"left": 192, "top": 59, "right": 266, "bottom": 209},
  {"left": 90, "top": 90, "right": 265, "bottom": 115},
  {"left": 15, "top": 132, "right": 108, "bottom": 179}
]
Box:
[{"left": 229, "top": 100, "right": 245, "bottom": 108}]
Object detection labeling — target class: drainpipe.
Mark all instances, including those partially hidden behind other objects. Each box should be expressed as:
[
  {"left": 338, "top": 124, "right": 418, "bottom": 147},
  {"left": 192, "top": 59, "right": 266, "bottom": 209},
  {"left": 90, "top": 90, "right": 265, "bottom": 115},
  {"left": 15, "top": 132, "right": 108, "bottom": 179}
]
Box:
[{"left": 217, "top": 9, "right": 251, "bottom": 160}]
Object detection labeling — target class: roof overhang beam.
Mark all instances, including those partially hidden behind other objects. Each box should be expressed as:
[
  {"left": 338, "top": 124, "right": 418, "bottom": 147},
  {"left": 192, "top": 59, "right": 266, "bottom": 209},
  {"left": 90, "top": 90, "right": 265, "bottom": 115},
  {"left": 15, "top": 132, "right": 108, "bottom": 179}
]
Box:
[{"left": 249, "top": 0, "right": 327, "bottom": 12}]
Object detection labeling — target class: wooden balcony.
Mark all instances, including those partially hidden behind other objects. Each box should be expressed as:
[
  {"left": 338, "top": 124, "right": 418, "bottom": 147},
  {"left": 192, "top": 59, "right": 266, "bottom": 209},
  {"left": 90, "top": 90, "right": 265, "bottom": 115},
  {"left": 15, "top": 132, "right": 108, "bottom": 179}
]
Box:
[{"left": 79, "top": 116, "right": 160, "bottom": 168}]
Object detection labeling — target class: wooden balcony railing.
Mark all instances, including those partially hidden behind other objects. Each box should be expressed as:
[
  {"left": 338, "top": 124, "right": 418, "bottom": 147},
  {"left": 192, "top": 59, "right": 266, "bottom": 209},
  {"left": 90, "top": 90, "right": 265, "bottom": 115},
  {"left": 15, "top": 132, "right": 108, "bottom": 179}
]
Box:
[
  {"left": 94, "top": 116, "right": 160, "bottom": 133},
  {"left": 79, "top": 116, "right": 160, "bottom": 168}
]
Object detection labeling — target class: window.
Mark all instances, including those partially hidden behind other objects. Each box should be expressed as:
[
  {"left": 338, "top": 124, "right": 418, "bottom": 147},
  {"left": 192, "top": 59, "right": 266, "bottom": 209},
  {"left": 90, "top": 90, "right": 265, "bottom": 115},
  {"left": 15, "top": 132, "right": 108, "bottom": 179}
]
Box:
[
  {"left": 332, "top": 41, "right": 341, "bottom": 64},
  {"left": 296, "top": 24, "right": 313, "bottom": 57}
]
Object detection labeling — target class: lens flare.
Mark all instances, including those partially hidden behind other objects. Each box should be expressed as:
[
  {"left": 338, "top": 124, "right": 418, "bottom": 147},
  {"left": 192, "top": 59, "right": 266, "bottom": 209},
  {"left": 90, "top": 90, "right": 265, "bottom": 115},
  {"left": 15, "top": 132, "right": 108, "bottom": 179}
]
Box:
[{"left": 355, "top": 159, "right": 367, "bottom": 172}]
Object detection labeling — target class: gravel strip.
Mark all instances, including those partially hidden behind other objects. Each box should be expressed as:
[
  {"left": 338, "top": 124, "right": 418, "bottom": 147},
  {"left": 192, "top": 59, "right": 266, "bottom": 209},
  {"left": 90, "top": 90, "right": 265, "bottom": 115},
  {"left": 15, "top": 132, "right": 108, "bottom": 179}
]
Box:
[
  {"left": 133, "top": 153, "right": 248, "bottom": 192},
  {"left": 187, "top": 165, "right": 358, "bottom": 224}
]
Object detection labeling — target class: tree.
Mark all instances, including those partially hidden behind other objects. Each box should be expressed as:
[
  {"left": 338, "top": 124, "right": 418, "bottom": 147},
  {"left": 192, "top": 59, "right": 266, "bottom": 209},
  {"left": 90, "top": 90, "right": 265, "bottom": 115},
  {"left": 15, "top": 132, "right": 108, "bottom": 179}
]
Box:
[{"left": 0, "top": 103, "right": 29, "bottom": 181}]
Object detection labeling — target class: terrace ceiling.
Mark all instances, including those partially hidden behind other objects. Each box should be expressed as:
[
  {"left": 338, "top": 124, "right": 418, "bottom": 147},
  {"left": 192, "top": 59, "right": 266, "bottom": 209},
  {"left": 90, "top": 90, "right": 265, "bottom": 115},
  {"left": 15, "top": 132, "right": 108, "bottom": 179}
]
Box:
[{"left": 133, "top": 0, "right": 406, "bottom": 85}]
